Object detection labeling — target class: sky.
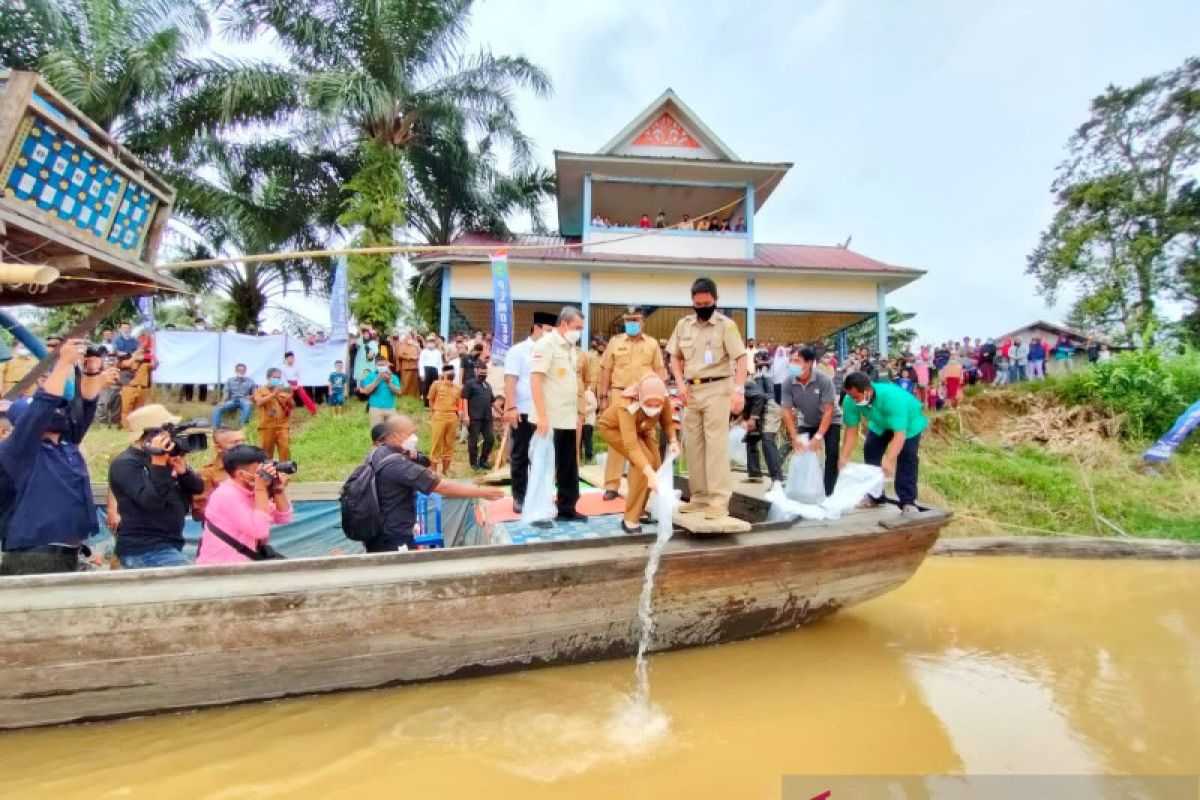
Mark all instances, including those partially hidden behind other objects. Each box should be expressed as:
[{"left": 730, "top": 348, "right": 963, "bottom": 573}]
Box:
[{"left": 228, "top": 0, "right": 1200, "bottom": 343}]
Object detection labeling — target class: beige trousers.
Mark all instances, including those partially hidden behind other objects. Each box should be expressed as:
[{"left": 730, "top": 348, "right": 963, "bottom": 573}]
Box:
[
  {"left": 603, "top": 389, "right": 626, "bottom": 490},
  {"left": 682, "top": 380, "right": 733, "bottom": 511}
]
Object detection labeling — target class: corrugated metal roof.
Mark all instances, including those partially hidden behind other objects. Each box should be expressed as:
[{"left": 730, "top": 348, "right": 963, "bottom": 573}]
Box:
[{"left": 414, "top": 232, "right": 921, "bottom": 276}]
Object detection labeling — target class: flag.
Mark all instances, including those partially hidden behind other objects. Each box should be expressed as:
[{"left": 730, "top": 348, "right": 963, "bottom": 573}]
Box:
[
  {"left": 490, "top": 252, "right": 513, "bottom": 365},
  {"left": 329, "top": 255, "right": 349, "bottom": 342}
]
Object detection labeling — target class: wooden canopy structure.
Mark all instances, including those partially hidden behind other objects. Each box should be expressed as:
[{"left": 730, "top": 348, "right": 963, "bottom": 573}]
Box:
[{"left": 0, "top": 70, "right": 184, "bottom": 306}]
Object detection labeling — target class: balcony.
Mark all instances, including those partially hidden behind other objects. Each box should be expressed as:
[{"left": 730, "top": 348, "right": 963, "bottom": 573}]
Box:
[{"left": 584, "top": 224, "right": 750, "bottom": 260}]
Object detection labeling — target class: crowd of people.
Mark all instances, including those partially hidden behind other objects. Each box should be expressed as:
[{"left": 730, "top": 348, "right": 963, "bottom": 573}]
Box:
[
  {"left": 590, "top": 211, "right": 747, "bottom": 232},
  {"left": 1, "top": 288, "right": 1118, "bottom": 578}
]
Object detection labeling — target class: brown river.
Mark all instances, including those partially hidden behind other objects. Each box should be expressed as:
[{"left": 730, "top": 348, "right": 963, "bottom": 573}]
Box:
[{"left": 0, "top": 557, "right": 1196, "bottom": 799}]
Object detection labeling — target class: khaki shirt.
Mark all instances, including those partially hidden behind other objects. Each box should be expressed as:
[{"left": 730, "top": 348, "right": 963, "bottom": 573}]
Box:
[
  {"left": 600, "top": 333, "right": 665, "bottom": 390},
  {"left": 529, "top": 329, "right": 578, "bottom": 430},
  {"left": 667, "top": 312, "right": 746, "bottom": 381},
  {"left": 397, "top": 341, "right": 420, "bottom": 368},
  {"left": 576, "top": 348, "right": 598, "bottom": 415},
  {"left": 428, "top": 379, "right": 462, "bottom": 416},
  {"left": 253, "top": 386, "right": 294, "bottom": 429},
  {"left": 192, "top": 457, "right": 228, "bottom": 521}
]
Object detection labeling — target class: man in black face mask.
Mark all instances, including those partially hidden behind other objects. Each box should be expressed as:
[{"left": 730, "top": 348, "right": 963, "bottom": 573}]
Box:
[
  {"left": 0, "top": 339, "right": 118, "bottom": 575},
  {"left": 666, "top": 277, "right": 748, "bottom": 523}
]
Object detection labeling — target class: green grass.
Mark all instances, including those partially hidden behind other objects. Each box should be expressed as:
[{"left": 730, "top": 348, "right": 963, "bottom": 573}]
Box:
[{"left": 921, "top": 436, "right": 1200, "bottom": 541}]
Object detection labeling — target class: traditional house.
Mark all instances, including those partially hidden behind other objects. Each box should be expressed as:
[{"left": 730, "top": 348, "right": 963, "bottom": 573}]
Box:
[{"left": 412, "top": 89, "right": 921, "bottom": 353}]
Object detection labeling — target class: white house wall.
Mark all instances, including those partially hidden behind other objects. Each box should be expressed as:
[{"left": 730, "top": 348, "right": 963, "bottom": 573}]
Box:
[
  {"left": 755, "top": 277, "right": 877, "bottom": 312},
  {"left": 590, "top": 271, "right": 747, "bottom": 306},
  {"left": 449, "top": 265, "right": 583, "bottom": 302},
  {"left": 585, "top": 230, "right": 748, "bottom": 260}
]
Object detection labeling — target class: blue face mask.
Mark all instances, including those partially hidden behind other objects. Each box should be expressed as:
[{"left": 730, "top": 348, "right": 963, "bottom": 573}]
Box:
[
  {"left": 62, "top": 377, "right": 76, "bottom": 402},
  {"left": 788, "top": 365, "right": 802, "bottom": 378},
  {"left": 624, "top": 322, "right": 641, "bottom": 337},
  {"left": 269, "top": 377, "right": 283, "bottom": 387}
]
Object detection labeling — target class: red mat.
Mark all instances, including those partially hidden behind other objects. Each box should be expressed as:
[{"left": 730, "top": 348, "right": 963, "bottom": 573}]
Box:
[{"left": 479, "top": 490, "right": 625, "bottom": 524}]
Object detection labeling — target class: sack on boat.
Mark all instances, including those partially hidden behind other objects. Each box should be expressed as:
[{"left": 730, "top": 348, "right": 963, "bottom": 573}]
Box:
[
  {"left": 822, "top": 464, "right": 885, "bottom": 519},
  {"left": 764, "top": 483, "right": 828, "bottom": 522},
  {"left": 521, "top": 433, "right": 557, "bottom": 524},
  {"left": 728, "top": 425, "right": 747, "bottom": 469},
  {"left": 339, "top": 449, "right": 404, "bottom": 541},
  {"left": 784, "top": 437, "right": 825, "bottom": 505}
]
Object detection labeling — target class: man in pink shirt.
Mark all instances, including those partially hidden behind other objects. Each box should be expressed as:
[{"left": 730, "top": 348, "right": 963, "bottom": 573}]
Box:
[{"left": 196, "top": 445, "right": 293, "bottom": 564}]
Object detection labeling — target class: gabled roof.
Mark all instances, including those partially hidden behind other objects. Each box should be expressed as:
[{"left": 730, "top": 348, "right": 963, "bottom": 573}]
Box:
[{"left": 598, "top": 89, "right": 739, "bottom": 161}]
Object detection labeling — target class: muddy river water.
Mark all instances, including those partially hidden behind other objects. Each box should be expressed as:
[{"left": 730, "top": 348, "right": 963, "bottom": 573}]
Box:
[{"left": 0, "top": 557, "right": 1196, "bottom": 798}]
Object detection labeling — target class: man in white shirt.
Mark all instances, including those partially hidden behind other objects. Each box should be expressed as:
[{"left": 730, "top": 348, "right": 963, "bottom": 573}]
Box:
[
  {"left": 503, "top": 311, "right": 557, "bottom": 513},
  {"left": 418, "top": 338, "right": 443, "bottom": 406},
  {"left": 530, "top": 307, "right": 586, "bottom": 525}
]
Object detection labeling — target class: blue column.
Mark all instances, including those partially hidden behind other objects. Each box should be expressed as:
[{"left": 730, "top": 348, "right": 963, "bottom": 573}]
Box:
[
  {"left": 581, "top": 271, "right": 591, "bottom": 343},
  {"left": 744, "top": 183, "right": 755, "bottom": 259},
  {"left": 876, "top": 283, "right": 888, "bottom": 356},
  {"left": 439, "top": 265, "right": 451, "bottom": 338},
  {"left": 746, "top": 277, "right": 756, "bottom": 339},
  {"left": 582, "top": 172, "right": 592, "bottom": 244},
  {"left": 836, "top": 329, "right": 848, "bottom": 363}
]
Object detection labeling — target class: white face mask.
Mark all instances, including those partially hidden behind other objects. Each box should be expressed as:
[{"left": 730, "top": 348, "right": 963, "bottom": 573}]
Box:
[
  {"left": 565, "top": 329, "right": 582, "bottom": 345},
  {"left": 401, "top": 434, "right": 418, "bottom": 452},
  {"left": 626, "top": 402, "right": 641, "bottom": 415},
  {"left": 855, "top": 396, "right": 872, "bottom": 408},
  {"left": 643, "top": 405, "right": 663, "bottom": 418}
]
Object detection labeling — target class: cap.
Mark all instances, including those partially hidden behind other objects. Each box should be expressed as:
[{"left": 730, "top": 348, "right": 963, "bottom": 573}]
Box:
[
  {"left": 441, "top": 364, "right": 456, "bottom": 373},
  {"left": 623, "top": 305, "right": 646, "bottom": 318},
  {"left": 126, "top": 404, "right": 181, "bottom": 440},
  {"left": 3, "top": 396, "right": 31, "bottom": 427},
  {"left": 533, "top": 311, "right": 557, "bottom": 327}
]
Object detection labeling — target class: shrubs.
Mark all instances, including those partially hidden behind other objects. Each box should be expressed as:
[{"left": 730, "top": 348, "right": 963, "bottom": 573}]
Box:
[{"left": 1051, "top": 350, "right": 1200, "bottom": 440}]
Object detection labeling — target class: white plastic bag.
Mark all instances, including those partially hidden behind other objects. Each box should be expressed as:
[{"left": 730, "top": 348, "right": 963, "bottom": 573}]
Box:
[
  {"left": 784, "top": 437, "right": 825, "bottom": 505},
  {"left": 520, "top": 434, "right": 557, "bottom": 524},
  {"left": 648, "top": 453, "right": 678, "bottom": 532},
  {"left": 822, "top": 464, "right": 885, "bottom": 519},
  {"left": 728, "top": 425, "right": 747, "bottom": 469},
  {"left": 764, "top": 483, "right": 827, "bottom": 522}
]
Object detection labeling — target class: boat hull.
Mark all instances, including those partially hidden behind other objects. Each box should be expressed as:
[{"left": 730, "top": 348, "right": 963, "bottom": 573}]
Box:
[{"left": 0, "top": 511, "right": 945, "bottom": 730}]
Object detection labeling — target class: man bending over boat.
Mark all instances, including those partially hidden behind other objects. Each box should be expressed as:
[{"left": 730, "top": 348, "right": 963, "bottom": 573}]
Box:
[
  {"left": 838, "top": 371, "right": 928, "bottom": 514},
  {"left": 365, "top": 416, "right": 505, "bottom": 552}
]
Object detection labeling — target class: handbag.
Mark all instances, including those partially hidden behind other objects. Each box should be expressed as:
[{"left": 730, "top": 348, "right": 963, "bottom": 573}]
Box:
[{"left": 203, "top": 518, "right": 286, "bottom": 561}]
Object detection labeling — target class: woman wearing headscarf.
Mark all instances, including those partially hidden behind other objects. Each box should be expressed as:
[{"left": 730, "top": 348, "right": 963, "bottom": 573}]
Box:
[
  {"left": 770, "top": 346, "right": 790, "bottom": 404},
  {"left": 597, "top": 372, "right": 680, "bottom": 534}
]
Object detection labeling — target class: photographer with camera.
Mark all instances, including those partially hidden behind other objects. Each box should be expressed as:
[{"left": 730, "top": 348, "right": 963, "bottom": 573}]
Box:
[
  {"left": 108, "top": 405, "right": 204, "bottom": 569},
  {"left": 0, "top": 339, "right": 118, "bottom": 575},
  {"left": 195, "top": 445, "right": 294, "bottom": 564}
]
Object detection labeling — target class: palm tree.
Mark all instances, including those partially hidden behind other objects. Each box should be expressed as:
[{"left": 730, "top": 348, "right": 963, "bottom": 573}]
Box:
[
  {"left": 170, "top": 141, "right": 350, "bottom": 331},
  {"left": 226, "top": 0, "right": 551, "bottom": 327}
]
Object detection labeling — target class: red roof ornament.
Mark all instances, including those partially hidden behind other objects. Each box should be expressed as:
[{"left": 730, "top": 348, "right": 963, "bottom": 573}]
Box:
[{"left": 632, "top": 112, "right": 701, "bottom": 149}]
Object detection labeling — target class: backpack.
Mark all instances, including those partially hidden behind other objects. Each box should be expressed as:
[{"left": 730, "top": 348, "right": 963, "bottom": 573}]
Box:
[{"left": 339, "top": 449, "right": 403, "bottom": 542}]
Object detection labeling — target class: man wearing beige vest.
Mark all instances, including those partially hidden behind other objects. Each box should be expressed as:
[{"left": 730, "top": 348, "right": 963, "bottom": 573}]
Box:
[
  {"left": 598, "top": 306, "right": 667, "bottom": 501},
  {"left": 666, "top": 278, "right": 747, "bottom": 520}
]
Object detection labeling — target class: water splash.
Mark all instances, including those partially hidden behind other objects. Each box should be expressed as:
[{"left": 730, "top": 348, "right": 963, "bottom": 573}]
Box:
[{"left": 631, "top": 454, "right": 678, "bottom": 705}]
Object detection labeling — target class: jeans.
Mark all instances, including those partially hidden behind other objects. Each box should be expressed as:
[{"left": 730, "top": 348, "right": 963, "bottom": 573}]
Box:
[
  {"left": 1029, "top": 360, "right": 1045, "bottom": 380},
  {"left": 863, "top": 430, "right": 921, "bottom": 507},
  {"left": 119, "top": 545, "right": 191, "bottom": 570},
  {"left": 213, "top": 398, "right": 252, "bottom": 428}
]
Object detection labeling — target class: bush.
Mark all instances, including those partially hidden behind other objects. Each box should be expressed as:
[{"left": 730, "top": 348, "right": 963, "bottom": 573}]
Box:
[{"left": 1051, "top": 350, "right": 1200, "bottom": 440}]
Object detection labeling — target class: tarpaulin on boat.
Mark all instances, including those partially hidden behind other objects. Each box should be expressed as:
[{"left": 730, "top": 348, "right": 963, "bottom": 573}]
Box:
[{"left": 84, "top": 498, "right": 488, "bottom": 564}]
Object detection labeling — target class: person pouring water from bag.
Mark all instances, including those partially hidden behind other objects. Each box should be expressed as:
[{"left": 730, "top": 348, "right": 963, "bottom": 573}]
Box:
[
  {"left": 780, "top": 346, "right": 842, "bottom": 497},
  {"left": 598, "top": 373, "right": 681, "bottom": 534},
  {"left": 838, "top": 371, "right": 927, "bottom": 514}
]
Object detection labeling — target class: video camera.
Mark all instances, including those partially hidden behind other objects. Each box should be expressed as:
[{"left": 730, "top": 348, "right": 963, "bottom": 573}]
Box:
[{"left": 144, "top": 419, "right": 210, "bottom": 456}]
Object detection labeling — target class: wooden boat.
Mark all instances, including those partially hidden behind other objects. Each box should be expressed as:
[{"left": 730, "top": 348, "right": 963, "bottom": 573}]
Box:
[{"left": 0, "top": 504, "right": 948, "bottom": 730}]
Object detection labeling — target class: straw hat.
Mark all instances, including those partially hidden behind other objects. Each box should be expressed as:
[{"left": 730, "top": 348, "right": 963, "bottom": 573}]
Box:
[{"left": 126, "top": 404, "right": 181, "bottom": 440}]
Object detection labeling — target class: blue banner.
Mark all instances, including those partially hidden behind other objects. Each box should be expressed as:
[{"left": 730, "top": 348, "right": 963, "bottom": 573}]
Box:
[
  {"left": 490, "top": 252, "right": 513, "bottom": 365},
  {"left": 1144, "top": 399, "right": 1200, "bottom": 462},
  {"left": 329, "top": 256, "right": 349, "bottom": 342}
]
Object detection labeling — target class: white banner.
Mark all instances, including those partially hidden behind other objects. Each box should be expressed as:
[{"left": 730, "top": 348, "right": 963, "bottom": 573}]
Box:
[{"left": 152, "top": 332, "right": 349, "bottom": 386}]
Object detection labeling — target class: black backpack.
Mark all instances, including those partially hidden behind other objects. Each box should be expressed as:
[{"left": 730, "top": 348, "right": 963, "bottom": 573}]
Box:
[{"left": 339, "top": 449, "right": 403, "bottom": 542}]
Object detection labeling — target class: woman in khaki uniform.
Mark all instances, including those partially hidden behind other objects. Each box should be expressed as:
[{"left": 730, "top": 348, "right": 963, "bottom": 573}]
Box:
[{"left": 598, "top": 373, "right": 680, "bottom": 533}]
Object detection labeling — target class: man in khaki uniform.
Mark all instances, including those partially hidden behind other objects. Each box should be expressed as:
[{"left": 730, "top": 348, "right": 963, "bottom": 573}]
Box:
[
  {"left": 667, "top": 278, "right": 747, "bottom": 520},
  {"left": 575, "top": 338, "right": 599, "bottom": 456},
  {"left": 118, "top": 346, "right": 155, "bottom": 430},
  {"left": 253, "top": 367, "right": 294, "bottom": 460},
  {"left": 598, "top": 306, "right": 667, "bottom": 500},
  {"left": 191, "top": 427, "right": 245, "bottom": 522},
  {"left": 427, "top": 364, "right": 462, "bottom": 474},
  {"left": 530, "top": 307, "right": 587, "bottom": 525},
  {"left": 396, "top": 334, "right": 422, "bottom": 398}
]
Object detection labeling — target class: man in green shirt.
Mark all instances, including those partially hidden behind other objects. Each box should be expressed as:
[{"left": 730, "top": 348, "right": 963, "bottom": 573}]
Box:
[{"left": 838, "top": 371, "right": 927, "bottom": 512}]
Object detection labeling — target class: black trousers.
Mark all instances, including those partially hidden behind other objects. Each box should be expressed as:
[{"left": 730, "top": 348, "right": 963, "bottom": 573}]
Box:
[
  {"left": 801, "top": 423, "right": 841, "bottom": 496},
  {"left": 510, "top": 414, "right": 535, "bottom": 504},
  {"left": 0, "top": 549, "right": 79, "bottom": 575},
  {"left": 863, "top": 429, "right": 921, "bottom": 506},
  {"left": 745, "top": 426, "right": 783, "bottom": 481},
  {"left": 181, "top": 384, "right": 208, "bottom": 402},
  {"left": 421, "top": 367, "right": 439, "bottom": 405},
  {"left": 467, "top": 417, "right": 495, "bottom": 468},
  {"left": 581, "top": 424, "right": 594, "bottom": 461},
  {"left": 552, "top": 427, "right": 580, "bottom": 516}
]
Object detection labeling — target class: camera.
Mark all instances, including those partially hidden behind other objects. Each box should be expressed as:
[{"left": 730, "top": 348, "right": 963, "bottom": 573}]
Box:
[
  {"left": 144, "top": 419, "right": 210, "bottom": 456},
  {"left": 257, "top": 460, "right": 298, "bottom": 488}
]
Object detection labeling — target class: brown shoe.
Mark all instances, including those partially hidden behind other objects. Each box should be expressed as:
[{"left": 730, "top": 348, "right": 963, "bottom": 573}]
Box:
[
  {"left": 677, "top": 500, "right": 707, "bottom": 514},
  {"left": 702, "top": 506, "right": 726, "bottom": 520}
]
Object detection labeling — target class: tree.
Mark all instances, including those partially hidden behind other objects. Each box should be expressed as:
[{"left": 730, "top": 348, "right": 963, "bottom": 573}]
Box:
[
  {"left": 1028, "top": 57, "right": 1200, "bottom": 347},
  {"left": 843, "top": 308, "right": 918, "bottom": 357},
  {"left": 227, "top": 0, "right": 551, "bottom": 328},
  {"left": 170, "top": 141, "right": 348, "bottom": 331},
  {"left": 0, "top": 0, "right": 58, "bottom": 69}
]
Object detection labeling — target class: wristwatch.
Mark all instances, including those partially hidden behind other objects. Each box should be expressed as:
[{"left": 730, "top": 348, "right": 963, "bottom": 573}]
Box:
[{"left": 814, "top": 433, "right": 824, "bottom": 441}]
